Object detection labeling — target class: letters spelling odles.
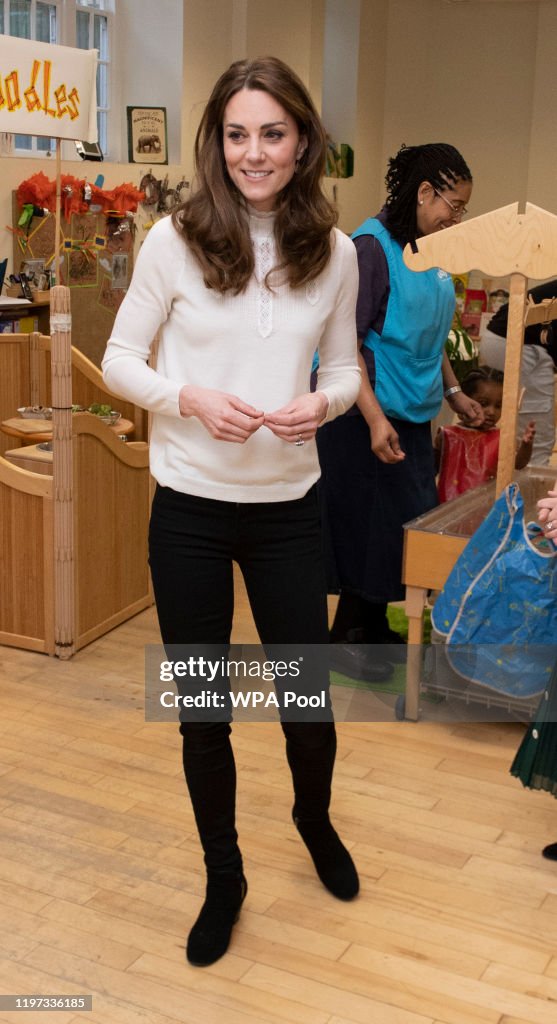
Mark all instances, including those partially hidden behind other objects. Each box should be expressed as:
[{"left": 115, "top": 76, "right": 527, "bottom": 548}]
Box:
[{"left": 0, "top": 58, "right": 80, "bottom": 121}]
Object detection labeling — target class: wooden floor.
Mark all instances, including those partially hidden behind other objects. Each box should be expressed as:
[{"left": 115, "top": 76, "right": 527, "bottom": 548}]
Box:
[{"left": 1, "top": 576, "right": 557, "bottom": 1024}]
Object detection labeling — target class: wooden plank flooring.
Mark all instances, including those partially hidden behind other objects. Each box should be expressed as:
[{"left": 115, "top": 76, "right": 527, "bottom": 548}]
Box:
[{"left": 0, "top": 573, "right": 556, "bottom": 1024}]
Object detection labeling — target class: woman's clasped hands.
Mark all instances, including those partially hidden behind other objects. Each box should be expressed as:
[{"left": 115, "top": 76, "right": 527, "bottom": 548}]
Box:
[
  {"left": 265, "top": 391, "right": 329, "bottom": 444},
  {"left": 179, "top": 385, "right": 328, "bottom": 445}
]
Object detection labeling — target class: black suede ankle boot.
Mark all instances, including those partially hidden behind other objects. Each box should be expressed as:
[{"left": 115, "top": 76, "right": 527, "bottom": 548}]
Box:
[
  {"left": 186, "top": 871, "right": 247, "bottom": 967},
  {"left": 293, "top": 811, "right": 359, "bottom": 900}
]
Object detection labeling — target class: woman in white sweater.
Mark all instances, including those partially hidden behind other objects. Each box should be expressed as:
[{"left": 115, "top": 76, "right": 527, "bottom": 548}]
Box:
[{"left": 102, "top": 56, "right": 361, "bottom": 967}]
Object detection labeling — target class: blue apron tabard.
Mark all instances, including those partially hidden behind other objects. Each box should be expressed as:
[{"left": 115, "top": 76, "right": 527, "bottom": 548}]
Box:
[{"left": 353, "top": 217, "right": 455, "bottom": 422}]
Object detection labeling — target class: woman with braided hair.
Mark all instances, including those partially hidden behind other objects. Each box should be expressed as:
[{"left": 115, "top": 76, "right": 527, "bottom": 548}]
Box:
[{"left": 319, "top": 143, "right": 483, "bottom": 654}]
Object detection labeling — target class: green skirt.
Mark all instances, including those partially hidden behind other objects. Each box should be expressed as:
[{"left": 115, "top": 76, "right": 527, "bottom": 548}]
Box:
[{"left": 510, "top": 659, "right": 557, "bottom": 796}]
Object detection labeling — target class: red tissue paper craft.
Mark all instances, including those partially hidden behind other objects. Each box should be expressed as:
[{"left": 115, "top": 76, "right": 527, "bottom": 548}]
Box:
[
  {"left": 90, "top": 182, "right": 145, "bottom": 214},
  {"left": 16, "top": 171, "right": 55, "bottom": 209},
  {"left": 61, "top": 175, "right": 90, "bottom": 218},
  {"left": 16, "top": 173, "right": 144, "bottom": 217}
]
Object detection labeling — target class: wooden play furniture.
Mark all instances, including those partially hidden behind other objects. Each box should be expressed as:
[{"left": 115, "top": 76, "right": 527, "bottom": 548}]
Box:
[
  {"left": 400, "top": 203, "right": 557, "bottom": 720},
  {"left": 1, "top": 414, "right": 135, "bottom": 446},
  {"left": 1, "top": 416, "right": 53, "bottom": 445},
  {"left": 4, "top": 443, "right": 54, "bottom": 476},
  {"left": 0, "top": 289, "right": 153, "bottom": 659},
  {"left": 0, "top": 414, "right": 152, "bottom": 656},
  {"left": 0, "top": 331, "right": 146, "bottom": 457},
  {"left": 0, "top": 297, "right": 50, "bottom": 334}
]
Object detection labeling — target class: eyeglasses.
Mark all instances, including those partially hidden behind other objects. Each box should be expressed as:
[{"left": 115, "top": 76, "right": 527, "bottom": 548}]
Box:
[{"left": 433, "top": 188, "right": 468, "bottom": 219}]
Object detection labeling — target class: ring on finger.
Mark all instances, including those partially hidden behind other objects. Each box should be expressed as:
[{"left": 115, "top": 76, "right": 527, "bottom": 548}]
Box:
[
  {"left": 294, "top": 433, "right": 305, "bottom": 447},
  {"left": 548, "top": 520, "right": 555, "bottom": 531}
]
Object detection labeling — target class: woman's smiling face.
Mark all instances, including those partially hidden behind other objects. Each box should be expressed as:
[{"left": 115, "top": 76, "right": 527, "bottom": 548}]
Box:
[
  {"left": 223, "top": 87, "right": 307, "bottom": 212},
  {"left": 416, "top": 177, "right": 473, "bottom": 235}
]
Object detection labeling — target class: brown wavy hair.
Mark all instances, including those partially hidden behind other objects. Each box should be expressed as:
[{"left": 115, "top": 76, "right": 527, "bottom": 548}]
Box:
[{"left": 172, "top": 56, "right": 337, "bottom": 294}]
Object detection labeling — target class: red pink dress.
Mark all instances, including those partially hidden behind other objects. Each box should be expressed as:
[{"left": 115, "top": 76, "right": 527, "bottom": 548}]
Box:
[{"left": 437, "top": 424, "right": 500, "bottom": 502}]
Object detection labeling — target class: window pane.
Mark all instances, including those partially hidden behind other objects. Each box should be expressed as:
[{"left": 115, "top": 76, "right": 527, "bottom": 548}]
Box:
[
  {"left": 76, "top": 10, "right": 90, "bottom": 48},
  {"left": 96, "top": 62, "right": 108, "bottom": 108},
  {"left": 0, "top": 9, "right": 4, "bottom": 34},
  {"left": 37, "top": 135, "right": 54, "bottom": 152},
  {"left": 97, "top": 110, "right": 107, "bottom": 155},
  {"left": 36, "top": 3, "right": 57, "bottom": 44},
  {"left": 94, "top": 14, "right": 108, "bottom": 59},
  {"left": 10, "top": 0, "right": 32, "bottom": 39},
  {"left": 14, "top": 135, "right": 32, "bottom": 151}
]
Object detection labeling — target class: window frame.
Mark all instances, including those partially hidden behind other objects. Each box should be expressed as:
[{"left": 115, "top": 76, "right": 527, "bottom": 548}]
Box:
[
  {"left": 1, "top": 0, "right": 115, "bottom": 159},
  {"left": 72, "top": 0, "right": 113, "bottom": 157},
  {"left": 3, "top": 0, "right": 61, "bottom": 156}
]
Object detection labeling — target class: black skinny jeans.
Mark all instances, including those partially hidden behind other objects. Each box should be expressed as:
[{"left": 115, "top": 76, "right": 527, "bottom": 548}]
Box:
[{"left": 148, "top": 484, "right": 336, "bottom": 875}]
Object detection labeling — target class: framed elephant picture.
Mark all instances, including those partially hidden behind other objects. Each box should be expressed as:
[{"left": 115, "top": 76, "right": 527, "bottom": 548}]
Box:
[{"left": 127, "top": 106, "right": 168, "bottom": 164}]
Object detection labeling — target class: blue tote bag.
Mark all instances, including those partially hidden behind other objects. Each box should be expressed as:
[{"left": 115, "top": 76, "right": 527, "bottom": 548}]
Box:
[{"left": 431, "top": 483, "right": 557, "bottom": 696}]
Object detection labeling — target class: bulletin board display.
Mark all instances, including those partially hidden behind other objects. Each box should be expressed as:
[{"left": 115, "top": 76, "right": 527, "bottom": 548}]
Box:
[{"left": 12, "top": 194, "right": 134, "bottom": 367}]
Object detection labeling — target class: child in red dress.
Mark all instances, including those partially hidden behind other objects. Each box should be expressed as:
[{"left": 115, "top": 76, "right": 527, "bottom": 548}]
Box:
[{"left": 435, "top": 367, "right": 536, "bottom": 502}]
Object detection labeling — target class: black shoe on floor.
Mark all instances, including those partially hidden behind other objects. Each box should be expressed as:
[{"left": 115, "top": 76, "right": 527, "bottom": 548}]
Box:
[
  {"left": 186, "top": 872, "right": 247, "bottom": 967},
  {"left": 293, "top": 811, "right": 359, "bottom": 900},
  {"left": 542, "top": 842, "right": 557, "bottom": 861},
  {"left": 329, "top": 643, "right": 394, "bottom": 682}
]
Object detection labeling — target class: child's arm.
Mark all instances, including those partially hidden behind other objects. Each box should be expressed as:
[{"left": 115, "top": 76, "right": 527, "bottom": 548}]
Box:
[
  {"left": 515, "top": 420, "right": 536, "bottom": 469},
  {"left": 538, "top": 479, "right": 557, "bottom": 541}
]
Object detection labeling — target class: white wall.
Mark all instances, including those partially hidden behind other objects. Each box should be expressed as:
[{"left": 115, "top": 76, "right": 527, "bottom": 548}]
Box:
[
  {"left": 526, "top": 0, "right": 557, "bottom": 209},
  {"left": 113, "top": 0, "right": 183, "bottom": 165},
  {"left": 180, "top": 0, "right": 326, "bottom": 172},
  {"left": 181, "top": 0, "right": 235, "bottom": 170},
  {"left": 325, "top": 0, "right": 388, "bottom": 234},
  {"left": 112, "top": 0, "right": 557, "bottom": 226},
  {"left": 322, "top": 0, "right": 360, "bottom": 145},
  {"left": 381, "top": 0, "right": 540, "bottom": 218}
]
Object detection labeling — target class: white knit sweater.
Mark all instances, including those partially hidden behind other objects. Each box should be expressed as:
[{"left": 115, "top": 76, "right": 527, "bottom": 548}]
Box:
[{"left": 102, "top": 208, "right": 360, "bottom": 502}]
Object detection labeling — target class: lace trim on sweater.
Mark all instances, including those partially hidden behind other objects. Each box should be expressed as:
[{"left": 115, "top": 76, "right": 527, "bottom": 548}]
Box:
[{"left": 254, "top": 235, "right": 274, "bottom": 339}]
